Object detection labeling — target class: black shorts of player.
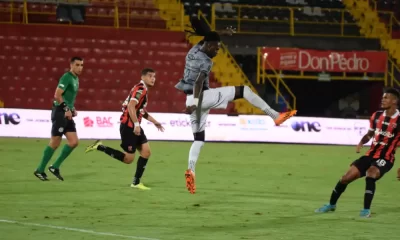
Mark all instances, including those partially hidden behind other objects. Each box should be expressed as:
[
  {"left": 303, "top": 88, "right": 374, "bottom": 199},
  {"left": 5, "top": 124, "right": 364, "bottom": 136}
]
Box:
[
  {"left": 119, "top": 124, "right": 148, "bottom": 154},
  {"left": 51, "top": 106, "right": 76, "bottom": 137},
  {"left": 351, "top": 155, "right": 394, "bottom": 179}
]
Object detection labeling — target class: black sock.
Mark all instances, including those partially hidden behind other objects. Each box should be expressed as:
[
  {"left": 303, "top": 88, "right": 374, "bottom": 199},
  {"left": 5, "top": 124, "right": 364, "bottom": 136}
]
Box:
[
  {"left": 329, "top": 180, "right": 348, "bottom": 205},
  {"left": 133, "top": 156, "right": 148, "bottom": 185},
  {"left": 97, "top": 145, "right": 125, "bottom": 162},
  {"left": 364, "top": 177, "right": 376, "bottom": 209}
]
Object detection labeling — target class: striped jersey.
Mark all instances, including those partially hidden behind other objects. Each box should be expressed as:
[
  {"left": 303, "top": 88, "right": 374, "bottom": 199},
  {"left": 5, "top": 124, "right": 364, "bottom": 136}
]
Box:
[
  {"left": 120, "top": 81, "right": 148, "bottom": 128},
  {"left": 366, "top": 110, "right": 400, "bottom": 162}
]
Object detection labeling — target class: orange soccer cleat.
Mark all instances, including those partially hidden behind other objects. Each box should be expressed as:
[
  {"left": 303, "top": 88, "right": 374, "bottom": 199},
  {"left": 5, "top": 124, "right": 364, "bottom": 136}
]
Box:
[
  {"left": 185, "top": 169, "right": 196, "bottom": 194},
  {"left": 274, "top": 110, "right": 297, "bottom": 126}
]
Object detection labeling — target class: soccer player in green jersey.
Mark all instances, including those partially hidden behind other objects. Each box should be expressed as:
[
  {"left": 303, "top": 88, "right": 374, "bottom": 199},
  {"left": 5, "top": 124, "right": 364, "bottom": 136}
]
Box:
[{"left": 34, "top": 57, "right": 83, "bottom": 181}]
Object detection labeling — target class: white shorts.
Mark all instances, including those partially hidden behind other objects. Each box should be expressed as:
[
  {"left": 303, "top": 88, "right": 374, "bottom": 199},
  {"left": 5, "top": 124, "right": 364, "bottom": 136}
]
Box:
[{"left": 185, "top": 86, "right": 235, "bottom": 133}]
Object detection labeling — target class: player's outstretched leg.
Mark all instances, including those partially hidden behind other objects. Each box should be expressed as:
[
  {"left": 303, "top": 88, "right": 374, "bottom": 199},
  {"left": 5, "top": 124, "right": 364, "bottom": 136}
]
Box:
[
  {"left": 315, "top": 165, "right": 360, "bottom": 213},
  {"left": 131, "top": 143, "right": 151, "bottom": 190},
  {"left": 85, "top": 140, "right": 128, "bottom": 163},
  {"left": 236, "top": 86, "right": 297, "bottom": 126}
]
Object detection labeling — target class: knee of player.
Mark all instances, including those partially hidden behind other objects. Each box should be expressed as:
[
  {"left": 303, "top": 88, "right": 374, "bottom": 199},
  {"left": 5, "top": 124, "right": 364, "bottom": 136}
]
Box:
[
  {"left": 141, "top": 149, "right": 151, "bottom": 159},
  {"left": 49, "top": 138, "right": 61, "bottom": 149},
  {"left": 340, "top": 174, "right": 356, "bottom": 184},
  {"left": 366, "top": 167, "right": 380, "bottom": 179},
  {"left": 68, "top": 140, "right": 79, "bottom": 148},
  {"left": 123, "top": 153, "right": 134, "bottom": 164},
  {"left": 48, "top": 143, "right": 60, "bottom": 150}
]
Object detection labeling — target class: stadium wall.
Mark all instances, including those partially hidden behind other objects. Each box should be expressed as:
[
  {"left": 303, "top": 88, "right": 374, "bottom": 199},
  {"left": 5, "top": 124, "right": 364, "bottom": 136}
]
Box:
[{"left": 0, "top": 108, "right": 370, "bottom": 146}]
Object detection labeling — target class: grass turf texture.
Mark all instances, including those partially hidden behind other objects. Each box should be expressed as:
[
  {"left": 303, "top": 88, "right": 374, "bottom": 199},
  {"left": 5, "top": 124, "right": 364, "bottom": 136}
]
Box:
[{"left": 1, "top": 138, "right": 400, "bottom": 240}]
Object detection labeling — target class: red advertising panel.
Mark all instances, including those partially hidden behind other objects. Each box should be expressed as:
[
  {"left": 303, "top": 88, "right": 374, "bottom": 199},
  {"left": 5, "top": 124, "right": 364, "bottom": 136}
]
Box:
[{"left": 261, "top": 48, "right": 388, "bottom": 73}]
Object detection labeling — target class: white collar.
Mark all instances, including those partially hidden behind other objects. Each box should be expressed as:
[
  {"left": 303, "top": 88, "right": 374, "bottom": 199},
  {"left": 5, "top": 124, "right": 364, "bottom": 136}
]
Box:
[
  {"left": 383, "top": 109, "right": 400, "bottom": 118},
  {"left": 140, "top": 80, "right": 148, "bottom": 89}
]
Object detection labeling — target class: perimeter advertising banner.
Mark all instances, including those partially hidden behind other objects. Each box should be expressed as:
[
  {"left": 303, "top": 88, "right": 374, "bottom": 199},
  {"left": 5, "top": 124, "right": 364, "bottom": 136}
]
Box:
[
  {"left": 261, "top": 48, "right": 388, "bottom": 73},
  {"left": 0, "top": 108, "right": 371, "bottom": 146}
]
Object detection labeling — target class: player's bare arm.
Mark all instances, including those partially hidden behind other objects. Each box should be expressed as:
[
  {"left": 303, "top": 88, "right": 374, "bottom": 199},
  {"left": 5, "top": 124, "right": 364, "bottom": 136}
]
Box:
[
  {"left": 217, "top": 26, "right": 236, "bottom": 36},
  {"left": 356, "top": 130, "right": 374, "bottom": 153},
  {"left": 185, "top": 72, "right": 207, "bottom": 114},
  {"left": 128, "top": 100, "right": 140, "bottom": 136},
  {"left": 54, "top": 87, "right": 72, "bottom": 120},
  {"left": 143, "top": 111, "right": 164, "bottom": 132},
  {"left": 196, "top": 27, "right": 235, "bottom": 46}
]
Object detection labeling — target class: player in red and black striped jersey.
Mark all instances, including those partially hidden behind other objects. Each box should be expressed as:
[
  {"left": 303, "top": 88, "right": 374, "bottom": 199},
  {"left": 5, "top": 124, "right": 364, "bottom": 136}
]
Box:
[
  {"left": 315, "top": 87, "right": 400, "bottom": 218},
  {"left": 85, "top": 68, "right": 164, "bottom": 190}
]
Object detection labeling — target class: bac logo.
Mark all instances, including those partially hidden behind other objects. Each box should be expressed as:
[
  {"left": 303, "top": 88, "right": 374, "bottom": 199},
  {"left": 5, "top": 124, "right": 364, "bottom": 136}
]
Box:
[
  {"left": 0, "top": 113, "right": 21, "bottom": 125},
  {"left": 291, "top": 121, "right": 321, "bottom": 132},
  {"left": 96, "top": 117, "right": 113, "bottom": 127}
]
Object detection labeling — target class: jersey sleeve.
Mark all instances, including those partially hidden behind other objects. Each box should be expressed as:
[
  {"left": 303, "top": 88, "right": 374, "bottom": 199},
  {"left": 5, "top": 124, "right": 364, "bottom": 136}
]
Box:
[
  {"left": 191, "top": 44, "right": 202, "bottom": 51},
  {"left": 199, "top": 58, "right": 212, "bottom": 75},
  {"left": 369, "top": 112, "right": 377, "bottom": 131},
  {"left": 57, "top": 74, "right": 71, "bottom": 91},
  {"left": 130, "top": 86, "right": 146, "bottom": 103}
]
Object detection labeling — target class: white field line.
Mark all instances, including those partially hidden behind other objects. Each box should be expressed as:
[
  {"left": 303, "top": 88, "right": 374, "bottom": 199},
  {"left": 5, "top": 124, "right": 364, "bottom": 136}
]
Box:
[{"left": 0, "top": 219, "right": 161, "bottom": 240}]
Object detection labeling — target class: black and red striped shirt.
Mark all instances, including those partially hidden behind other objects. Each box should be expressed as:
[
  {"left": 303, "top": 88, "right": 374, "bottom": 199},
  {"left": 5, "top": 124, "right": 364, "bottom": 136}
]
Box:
[
  {"left": 366, "top": 110, "right": 400, "bottom": 162},
  {"left": 120, "top": 81, "right": 148, "bottom": 128}
]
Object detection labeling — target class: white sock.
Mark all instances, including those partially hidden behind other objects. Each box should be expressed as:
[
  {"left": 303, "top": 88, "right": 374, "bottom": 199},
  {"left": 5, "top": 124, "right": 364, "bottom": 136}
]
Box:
[
  {"left": 188, "top": 141, "right": 204, "bottom": 173},
  {"left": 243, "top": 86, "right": 279, "bottom": 119}
]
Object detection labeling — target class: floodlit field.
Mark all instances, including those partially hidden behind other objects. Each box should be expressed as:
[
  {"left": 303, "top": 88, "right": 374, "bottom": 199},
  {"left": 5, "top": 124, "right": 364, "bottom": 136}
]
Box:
[{"left": 1, "top": 138, "right": 400, "bottom": 240}]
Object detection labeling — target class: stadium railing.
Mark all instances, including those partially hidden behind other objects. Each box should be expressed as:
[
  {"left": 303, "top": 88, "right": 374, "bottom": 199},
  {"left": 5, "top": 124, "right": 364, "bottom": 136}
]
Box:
[
  {"left": 0, "top": 0, "right": 184, "bottom": 30},
  {"left": 209, "top": 3, "right": 400, "bottom": 38},
  {"left": 368, "top": 0, "right": 400, "bottom": 37},
  {"left": 387, "top": 58, "right": 400, "bottom": 87},
  {"left": 256, "top": 51, "right": 296, "bottom": 110}
]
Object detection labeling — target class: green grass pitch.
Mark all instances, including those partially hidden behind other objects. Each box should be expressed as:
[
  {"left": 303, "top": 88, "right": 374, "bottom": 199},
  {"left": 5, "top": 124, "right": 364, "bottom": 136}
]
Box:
[{"left": 1, "top": 138, "right": 400, "bottom": 240}]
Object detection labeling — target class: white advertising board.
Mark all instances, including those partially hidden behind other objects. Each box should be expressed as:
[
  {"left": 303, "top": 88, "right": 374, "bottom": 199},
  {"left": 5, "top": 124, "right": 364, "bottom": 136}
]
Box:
[{"left": 0, "top": 108, "right": 370, "bottom": 145}]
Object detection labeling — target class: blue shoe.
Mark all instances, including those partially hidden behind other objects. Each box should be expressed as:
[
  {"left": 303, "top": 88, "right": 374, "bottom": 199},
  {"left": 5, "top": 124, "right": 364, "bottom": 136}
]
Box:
[
  {"left": 315, "top": 204, "right": 336, "bottom": 213},
  {"left": 360, "top": 209, "right": 371, "bottom": 218}
]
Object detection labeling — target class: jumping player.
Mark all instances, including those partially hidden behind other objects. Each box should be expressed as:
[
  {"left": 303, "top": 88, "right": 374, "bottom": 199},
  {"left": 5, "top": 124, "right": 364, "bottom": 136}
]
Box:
[
  {"left": 85, "top": 68, "right": 164, "bottom": 190},
  {"left": 315, "top": 88, "right": 400, "bottom": 217},
  {"left": 176, "top": 21, "right": 297, "bottom": 194},
  {"left": 34, "top": 57, "right": 83, "bottom": 181}
]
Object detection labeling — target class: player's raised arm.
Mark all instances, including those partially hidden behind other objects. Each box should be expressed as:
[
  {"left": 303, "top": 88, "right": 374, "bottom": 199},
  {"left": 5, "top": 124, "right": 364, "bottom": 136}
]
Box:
[{"left": 356, "top": 113, "right": 377, "bottom": 153}]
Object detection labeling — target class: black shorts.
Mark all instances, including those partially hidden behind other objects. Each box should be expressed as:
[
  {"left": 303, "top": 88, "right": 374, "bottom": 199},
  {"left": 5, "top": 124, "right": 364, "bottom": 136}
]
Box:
[
  {"left": 51, "top": 106, "right": 76, "bottom": 137},
  {"left": 120, "top": 124, "right": 148, "bottom": 154},
  {"left": 351, "top": 156, "right": 394, "bottom": 179}
]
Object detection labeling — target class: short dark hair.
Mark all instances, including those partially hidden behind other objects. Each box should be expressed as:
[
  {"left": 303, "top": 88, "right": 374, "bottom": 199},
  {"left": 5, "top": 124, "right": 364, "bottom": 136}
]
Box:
[
  {"left": 384, "top": 87, "right": 400, "bottom": 99},
  {"left": 141, "top": 68, "right": 155, "bottom": 76},
  {"left": 70, "top": 56, "right": 83, "bottom": 63}
]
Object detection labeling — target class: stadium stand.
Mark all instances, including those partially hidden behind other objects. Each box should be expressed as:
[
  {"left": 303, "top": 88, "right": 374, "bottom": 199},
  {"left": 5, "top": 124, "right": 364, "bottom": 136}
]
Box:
[
  {"left": 0, "top": 0, "right": 235, "bottom": 114},
  {"left": 0, "top": 25, "right": 188, "bottom": 112},
  {"left": 183, "top": 0, "right": 361, "bottom": 37}
]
